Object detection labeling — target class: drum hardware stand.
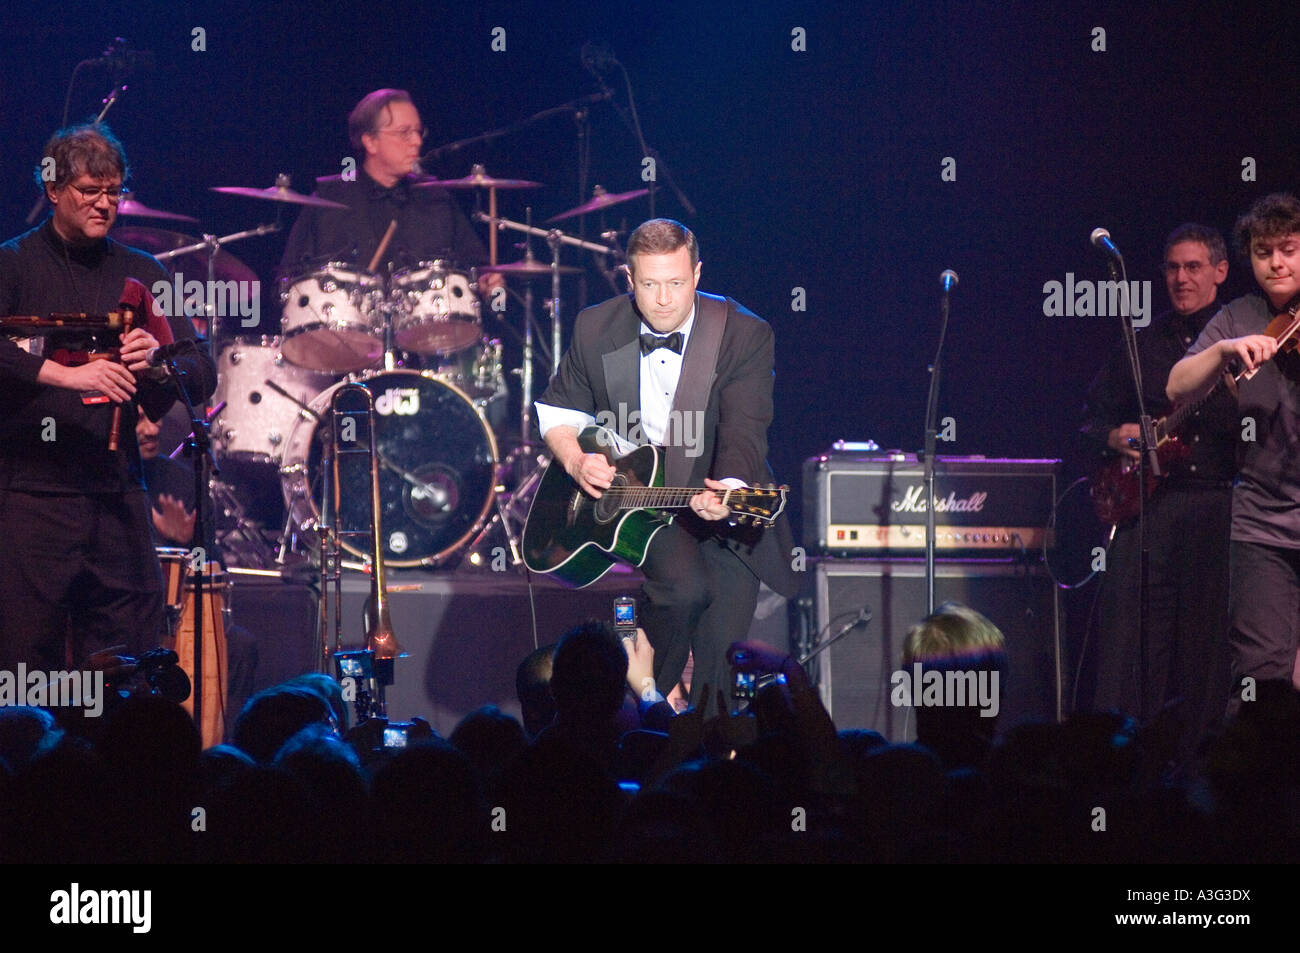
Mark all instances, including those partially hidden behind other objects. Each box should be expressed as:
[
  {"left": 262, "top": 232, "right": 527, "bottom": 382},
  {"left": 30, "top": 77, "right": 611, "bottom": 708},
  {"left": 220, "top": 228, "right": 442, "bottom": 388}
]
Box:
[
  {"left": 151, "top": 222, "right": 282, "bottom": 339},
  {"left": 468, "top": 213, "right": 619, "bottom": 572},
  {"left": 464, "top": 444, "right": 550, "bottom": 571},
  {"left": 260, "top": 378, "right": 328, "bottom": 564},
  {"left": 209, "top": 475, "right": 279, "bottom": 569},
  {"left": 474, "top": 210, "right": 616, "bottom": 443},
  {"left": 159, "top": 339, "right": 218, "bottom": 735},
  {"left": 545, "top": 230, "right": 568, "bottom": 377}
]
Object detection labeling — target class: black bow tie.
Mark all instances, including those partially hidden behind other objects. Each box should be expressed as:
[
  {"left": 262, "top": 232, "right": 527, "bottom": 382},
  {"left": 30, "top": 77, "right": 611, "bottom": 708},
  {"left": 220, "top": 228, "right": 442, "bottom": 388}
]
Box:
[
  {"left": 640, "top": 331, "right": 683, "bottom": 355},
  {"left": 370, "top": 180, "right": 410, "bottom": 205}
]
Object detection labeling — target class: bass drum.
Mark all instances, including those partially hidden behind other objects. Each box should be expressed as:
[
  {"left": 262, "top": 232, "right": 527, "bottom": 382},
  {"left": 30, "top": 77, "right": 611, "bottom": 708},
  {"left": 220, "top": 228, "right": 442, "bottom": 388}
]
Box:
[{"left": 280, "top": 371, "right": 498, "bottom": 567}]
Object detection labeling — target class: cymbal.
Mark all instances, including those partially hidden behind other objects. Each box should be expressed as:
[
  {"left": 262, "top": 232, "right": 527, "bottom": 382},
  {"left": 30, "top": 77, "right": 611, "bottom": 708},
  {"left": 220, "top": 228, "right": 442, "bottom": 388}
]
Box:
[
  {"left": 111, "top": 227, "right": 261, "bottom": 285},
  {"left": 117, "top": 197, "right": 199, "bottom": 223},
  {"left": 211, "top": 182, "right": 348, "bottom": 210},
  {"left": 547, "top": 186, "right": 649, "bottom": 223},
  {"left": 480, "top": 257, "right": 583, "bottom": 276},
  {"left": 416, "top": 165, "right": 541, "bottom": 190}
]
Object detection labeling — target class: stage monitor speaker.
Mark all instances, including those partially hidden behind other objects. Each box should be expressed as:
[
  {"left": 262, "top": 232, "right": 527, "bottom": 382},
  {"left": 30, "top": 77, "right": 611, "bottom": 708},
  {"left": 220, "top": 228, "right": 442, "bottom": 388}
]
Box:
[{"left": 813, "top": 558, "right": 1060, "bottom": 740}]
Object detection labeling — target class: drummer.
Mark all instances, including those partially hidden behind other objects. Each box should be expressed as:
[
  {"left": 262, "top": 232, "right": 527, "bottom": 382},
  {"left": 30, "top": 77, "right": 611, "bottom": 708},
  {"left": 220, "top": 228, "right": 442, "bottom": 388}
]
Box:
[{"left": 279, "top": 88, "right": 501, "bottom": 289}]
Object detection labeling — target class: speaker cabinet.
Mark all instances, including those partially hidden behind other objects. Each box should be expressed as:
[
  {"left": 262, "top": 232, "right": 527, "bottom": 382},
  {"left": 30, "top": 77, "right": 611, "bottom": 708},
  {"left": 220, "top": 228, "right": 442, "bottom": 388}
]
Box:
[{"left": 813, "top": 558, "right": 1060, "bottom": 740}]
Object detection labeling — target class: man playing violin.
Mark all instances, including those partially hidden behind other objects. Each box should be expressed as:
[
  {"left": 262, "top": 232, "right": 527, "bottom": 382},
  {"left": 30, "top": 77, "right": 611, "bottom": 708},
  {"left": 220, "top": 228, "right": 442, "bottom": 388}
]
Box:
[
  {"left": 1168, "top": 192, "right": 1300, "bottom": 705},
  {"left": 1081, "top": 224, "right": 1235, "bottom": 758},
  {"left": 0, "top": 124, "right": 215, "bottom": 673}
]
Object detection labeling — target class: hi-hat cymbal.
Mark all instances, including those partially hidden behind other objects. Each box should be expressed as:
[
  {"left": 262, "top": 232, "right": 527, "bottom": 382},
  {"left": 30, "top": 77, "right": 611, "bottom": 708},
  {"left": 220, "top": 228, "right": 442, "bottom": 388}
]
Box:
[
  {"left": 117, "top": 196, "right": 199, "bottom": 223},
  {"left": 480, "top": 257, "right": 583, "bottom": 276},
  {"left": 111, "top": 227, "right": 261, "bottom": 285},
  {"left": 416, "top": 165, "right": 541, "bottom": 190},
  {"left": 211, "top": 179, "right": 348, "bottom": 210},
  {"left": 547, "top": 186, "right": 649, "bottom": 223}
]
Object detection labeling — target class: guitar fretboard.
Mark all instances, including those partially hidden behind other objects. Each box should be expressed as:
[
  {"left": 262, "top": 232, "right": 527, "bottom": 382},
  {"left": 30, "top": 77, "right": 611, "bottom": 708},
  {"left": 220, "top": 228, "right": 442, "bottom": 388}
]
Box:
[{"left": 600, "top": 486, "right": 741, "bottom": 509}]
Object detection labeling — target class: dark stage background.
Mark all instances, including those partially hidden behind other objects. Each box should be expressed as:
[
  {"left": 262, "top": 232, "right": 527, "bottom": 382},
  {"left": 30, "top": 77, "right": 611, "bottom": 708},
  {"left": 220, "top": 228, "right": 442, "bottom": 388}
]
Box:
[{"left": 0, "top": 1, "right": 1288, "bottom": 693}]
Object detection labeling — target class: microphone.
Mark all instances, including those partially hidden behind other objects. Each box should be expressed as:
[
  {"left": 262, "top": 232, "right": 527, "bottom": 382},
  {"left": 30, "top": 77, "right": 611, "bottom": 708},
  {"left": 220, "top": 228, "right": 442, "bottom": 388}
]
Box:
[
  {"left": 144, "top": 339, "right": 195, "bottom": 366},
  {"left": 88, "top": 37, "right": 155, "bottom": 74},
  {"left": 1090, "top": 227, "right": 1123, "bottom": 262},
  {"left": 580, "top": 41, "right": 618, "bottom": 76},
  {"left": 940, "top": 269, "right": 959, "bottom": 293}
]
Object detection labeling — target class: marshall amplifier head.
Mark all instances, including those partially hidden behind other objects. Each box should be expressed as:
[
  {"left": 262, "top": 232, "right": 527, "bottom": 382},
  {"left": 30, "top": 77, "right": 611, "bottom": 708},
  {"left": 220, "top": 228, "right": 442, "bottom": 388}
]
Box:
[{"left": 803, "top": 450, "right": 1060, "bottom": 554}]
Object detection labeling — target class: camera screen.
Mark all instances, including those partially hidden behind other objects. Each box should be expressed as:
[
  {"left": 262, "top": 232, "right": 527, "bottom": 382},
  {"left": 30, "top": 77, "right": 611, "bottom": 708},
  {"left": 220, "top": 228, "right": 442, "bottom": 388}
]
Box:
[
  {"left": 383, "top": 727, "right": 408, "bottom": 748},
  {"left": 615, "top": 600, "right": 635, "bottom": 626}
]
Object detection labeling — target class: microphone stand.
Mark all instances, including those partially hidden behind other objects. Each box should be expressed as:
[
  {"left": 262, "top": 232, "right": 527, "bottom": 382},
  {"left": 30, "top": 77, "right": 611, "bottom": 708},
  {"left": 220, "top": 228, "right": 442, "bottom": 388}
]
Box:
[
  {"left": 922, "top": 277, "right": 955, "bottom": 614},
  {"left": 420, "top": 92, "right": 611, "bottom": 163},
  {"left": 583, "top": 63, "right": 695, "bottom": 218},
  {"left": 1104, "top": 246, "right": 1158, "bottom": 723},
  {"left": 28, "top": 75, "right": 129, "bottom": 225},
  {"left": 161, "top": 341, "right": 217, "bottom": 738}
]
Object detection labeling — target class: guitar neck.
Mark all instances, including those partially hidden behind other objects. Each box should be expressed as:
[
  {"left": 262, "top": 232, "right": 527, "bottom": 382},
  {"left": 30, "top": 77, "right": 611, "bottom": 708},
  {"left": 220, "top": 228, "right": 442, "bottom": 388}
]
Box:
[{"left": 601, "top": 486, "right": 743, "bottom": 509}]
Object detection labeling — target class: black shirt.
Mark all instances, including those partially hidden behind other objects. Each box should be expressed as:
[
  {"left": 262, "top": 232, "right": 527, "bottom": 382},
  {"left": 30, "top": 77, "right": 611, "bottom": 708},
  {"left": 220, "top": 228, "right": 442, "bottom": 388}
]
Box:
[
  {"left": 1081, "top": 301, "right": 1237, "bottom": 483},
  {"left": 278, "top": 169, "right": 488, "bottom": 276},
  {"left": 0, "top": 220, "right": 217, "bottom": 493},
  {"left": 1187, "top": 292, "right": 1300, "bottom": 548}
]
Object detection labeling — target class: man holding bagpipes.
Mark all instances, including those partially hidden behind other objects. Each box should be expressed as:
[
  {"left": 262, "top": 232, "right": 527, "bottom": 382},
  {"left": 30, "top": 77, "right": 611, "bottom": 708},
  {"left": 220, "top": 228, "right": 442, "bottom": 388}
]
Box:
[{"left": 0, "top": 124, "right": 215, "bottom": 674}]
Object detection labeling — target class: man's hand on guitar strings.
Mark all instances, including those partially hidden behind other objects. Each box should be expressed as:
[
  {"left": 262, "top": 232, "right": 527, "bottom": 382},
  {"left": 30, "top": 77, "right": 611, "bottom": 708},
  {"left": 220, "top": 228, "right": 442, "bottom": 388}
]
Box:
[
  {"left": 1107, "top": 423, "right": 1141, "bottom": 461},
  {"left": 691, "top": 478, "right": 732, "bottom": 521},
  {"left": 567, "top": 451, "right": 616, "bottom": 498}
]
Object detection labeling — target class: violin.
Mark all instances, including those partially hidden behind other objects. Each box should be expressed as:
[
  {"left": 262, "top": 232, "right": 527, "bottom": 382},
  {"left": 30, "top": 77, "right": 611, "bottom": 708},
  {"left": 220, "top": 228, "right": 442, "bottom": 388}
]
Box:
[{"left": 1241, "top": 298, "right": 1300, "bottom": 383}]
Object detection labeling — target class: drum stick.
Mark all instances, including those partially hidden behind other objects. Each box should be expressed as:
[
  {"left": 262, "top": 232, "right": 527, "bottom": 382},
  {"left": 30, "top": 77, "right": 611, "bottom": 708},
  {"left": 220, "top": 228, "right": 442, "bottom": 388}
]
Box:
[{"left": 368, "top": 220, "right": 398, "bottom": 273}]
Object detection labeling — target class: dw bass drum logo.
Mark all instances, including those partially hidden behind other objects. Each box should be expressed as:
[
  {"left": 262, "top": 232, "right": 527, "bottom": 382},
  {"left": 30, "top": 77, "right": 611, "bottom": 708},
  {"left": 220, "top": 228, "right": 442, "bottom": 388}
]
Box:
[{"left": 374, "top": 387, "right": 420, "bottom": 416}]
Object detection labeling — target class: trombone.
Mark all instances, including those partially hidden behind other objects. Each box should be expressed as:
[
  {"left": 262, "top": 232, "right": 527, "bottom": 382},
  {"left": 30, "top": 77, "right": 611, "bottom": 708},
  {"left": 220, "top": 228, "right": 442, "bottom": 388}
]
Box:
[{"left": 318, "top": 383, "right": 405, "bottom": 719}]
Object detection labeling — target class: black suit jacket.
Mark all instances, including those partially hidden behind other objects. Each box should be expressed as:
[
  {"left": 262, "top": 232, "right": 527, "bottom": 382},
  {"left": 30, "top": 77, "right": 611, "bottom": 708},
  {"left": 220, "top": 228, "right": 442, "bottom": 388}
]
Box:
[{"left": 540, "top": 291, "right": 799, "bottom": 598}]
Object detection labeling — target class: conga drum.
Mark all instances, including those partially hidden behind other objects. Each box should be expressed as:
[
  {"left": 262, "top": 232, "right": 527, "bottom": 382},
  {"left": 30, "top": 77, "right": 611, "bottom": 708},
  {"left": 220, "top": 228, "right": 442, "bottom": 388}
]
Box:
[{"left": 156, "top": 548, "right": 229, "bottom": 747}]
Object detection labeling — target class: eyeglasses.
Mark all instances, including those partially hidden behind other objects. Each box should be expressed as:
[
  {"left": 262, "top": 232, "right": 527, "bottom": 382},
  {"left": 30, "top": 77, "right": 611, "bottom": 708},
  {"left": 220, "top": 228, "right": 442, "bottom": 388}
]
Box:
[
  {"left": 377, "top": 126, "right": 426, "bottom": 142},
  {"left": 69, "top": 184, "right": 127, "bottom": 204},
  {"left": 1163, "top": 261, "right": 1209, "bottom": 276}
]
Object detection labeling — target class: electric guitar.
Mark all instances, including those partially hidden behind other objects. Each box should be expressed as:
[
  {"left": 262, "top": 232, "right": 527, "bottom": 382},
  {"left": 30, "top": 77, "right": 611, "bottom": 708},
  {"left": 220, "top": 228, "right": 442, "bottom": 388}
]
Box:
[
  {"left": 1089, "top": 381, "right": 1224, "bottom": 525},
  {"left": 522, "top": 425, "right": 788, "bottom": 588}
]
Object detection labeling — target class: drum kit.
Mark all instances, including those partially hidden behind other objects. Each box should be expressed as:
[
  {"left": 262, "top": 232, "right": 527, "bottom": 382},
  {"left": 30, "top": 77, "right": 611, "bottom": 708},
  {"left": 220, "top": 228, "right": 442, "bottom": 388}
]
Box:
[{"left": 116, "top": 168, "right": 643, "bottom": 574}]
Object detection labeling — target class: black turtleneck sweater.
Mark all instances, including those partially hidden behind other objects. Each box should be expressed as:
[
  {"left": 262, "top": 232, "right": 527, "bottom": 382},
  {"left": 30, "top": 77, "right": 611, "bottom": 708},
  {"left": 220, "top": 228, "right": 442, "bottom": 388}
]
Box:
[
  {"left": 1080, "top": 299, "right": 1238, "bottom": 483},
  {"left": 0, "top": 220, "right": 216, "bottom": 493},
  {"left": 278, "top": 168, "right": 488, "bottom": 277}
]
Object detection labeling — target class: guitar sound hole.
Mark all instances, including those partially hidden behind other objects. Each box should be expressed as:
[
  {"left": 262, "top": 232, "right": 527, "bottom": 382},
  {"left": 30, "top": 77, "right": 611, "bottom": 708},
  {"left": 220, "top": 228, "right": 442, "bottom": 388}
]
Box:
[{"left": 593, "top": 474, "right": 627, "bottom": 525}]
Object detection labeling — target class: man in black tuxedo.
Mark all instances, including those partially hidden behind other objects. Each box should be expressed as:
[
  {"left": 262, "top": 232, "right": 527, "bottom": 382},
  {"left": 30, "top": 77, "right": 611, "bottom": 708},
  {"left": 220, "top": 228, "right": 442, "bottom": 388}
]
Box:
[{"left": 537, "top": 219, "right": 798, "bottom": 715}]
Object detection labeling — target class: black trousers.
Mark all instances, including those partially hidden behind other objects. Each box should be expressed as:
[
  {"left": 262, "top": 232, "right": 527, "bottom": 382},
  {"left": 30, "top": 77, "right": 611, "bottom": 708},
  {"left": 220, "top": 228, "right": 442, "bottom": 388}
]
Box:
[
  {"left": 638, "top": 521, "right": 761, "bottom": 716},
  {"left": 0, "top": 489, "right": 163, "bottom": 671},
  {"left": 1227, "top": 539, "right": 1300, "bottom": 691},
  {"left": 1093, "top": 484, "right": 1232, "bottom": 750}
]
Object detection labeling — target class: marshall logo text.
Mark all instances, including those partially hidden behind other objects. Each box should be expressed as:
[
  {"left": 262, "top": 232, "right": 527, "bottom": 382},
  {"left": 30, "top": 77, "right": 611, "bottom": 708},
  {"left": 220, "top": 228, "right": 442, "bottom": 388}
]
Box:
[{"left": 891, "top": 486, "right": 989, "bottom": 514}]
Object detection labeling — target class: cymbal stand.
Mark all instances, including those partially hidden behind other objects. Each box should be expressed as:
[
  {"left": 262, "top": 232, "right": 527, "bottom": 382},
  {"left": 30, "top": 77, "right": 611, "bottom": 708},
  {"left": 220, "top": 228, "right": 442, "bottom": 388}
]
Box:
[
  {"left": 152, "top": 222, "right": 282, "bottom": 337},
  {"left": 469, "top": 213, "right": 617, "bottom": 572},
  {"left": 474, "top": 209, "right": 616, "bottom": 425},
  {"left": 546, "top": 230, "right": 565, "bottom": 377}
]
